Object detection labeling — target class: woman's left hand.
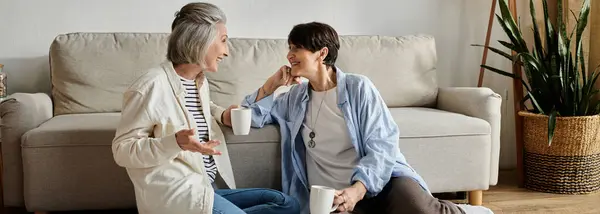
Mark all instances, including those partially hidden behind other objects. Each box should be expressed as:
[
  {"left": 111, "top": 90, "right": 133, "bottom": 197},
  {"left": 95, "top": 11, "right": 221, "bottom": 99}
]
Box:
[{"left": 333, "top": 181, "right": 367, "bottom": 212}]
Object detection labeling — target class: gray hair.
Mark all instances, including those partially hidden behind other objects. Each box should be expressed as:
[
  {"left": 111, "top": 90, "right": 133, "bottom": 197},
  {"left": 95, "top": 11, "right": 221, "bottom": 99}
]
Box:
[{"left": 167, "top": 2, "right": 227, "bottom": 66}]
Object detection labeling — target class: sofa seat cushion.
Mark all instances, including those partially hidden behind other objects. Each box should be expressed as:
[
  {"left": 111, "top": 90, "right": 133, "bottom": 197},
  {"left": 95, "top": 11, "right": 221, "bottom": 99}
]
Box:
[
  {"left": 22, "top": 113, "right": 121, "bottom": 148},
  {"left": 390, "top": 107, "right": 492, "bottom": 193},
  {"left": 22, "top": 112, "right": 285, "bottom": 199},
  {"left": 21, "top": 113, "right": 135, "bottom": 211},
  {"left": 390, "top": 107, "right": 491, "bottom": 138}
]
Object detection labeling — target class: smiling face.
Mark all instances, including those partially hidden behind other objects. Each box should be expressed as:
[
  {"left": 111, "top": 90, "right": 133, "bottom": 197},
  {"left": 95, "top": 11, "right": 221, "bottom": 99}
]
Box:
[
  {"left": 203, "top": 22, "right": 229, "bottom": 72},
  {"left": 286, "top": 22, "right": 340, "bottom": 77},
  {"left": 287, "top": 44, "right": 327, "bottom": 77}
]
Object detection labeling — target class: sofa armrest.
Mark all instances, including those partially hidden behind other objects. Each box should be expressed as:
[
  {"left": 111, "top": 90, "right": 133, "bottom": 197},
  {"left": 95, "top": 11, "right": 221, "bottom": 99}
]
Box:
[
  {"left": 436, "top": 87, "right": 502, "bottom": 186},
  {"left": 0, "top": 93, "right": 52, "bottom": 206}
]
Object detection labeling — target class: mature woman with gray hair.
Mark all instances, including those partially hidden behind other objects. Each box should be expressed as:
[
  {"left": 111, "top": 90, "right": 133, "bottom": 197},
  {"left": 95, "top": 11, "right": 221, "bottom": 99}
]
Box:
[{"left": 111, "top": 2, "right": 300, "bottom": 214}]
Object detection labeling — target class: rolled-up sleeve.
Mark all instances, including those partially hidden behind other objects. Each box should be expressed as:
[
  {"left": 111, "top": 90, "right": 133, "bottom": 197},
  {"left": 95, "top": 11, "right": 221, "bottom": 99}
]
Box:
[{"left": 241, "top": 88, "right": 291, "bottom": 128}]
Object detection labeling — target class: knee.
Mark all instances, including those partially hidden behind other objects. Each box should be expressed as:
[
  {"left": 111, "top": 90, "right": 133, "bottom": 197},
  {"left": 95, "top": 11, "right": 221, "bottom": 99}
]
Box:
[
  {"left": 281, "top": 195, "right": 301, "bottom": 213},
  {"left": 261, "top": 189, "right": 301, "bottom": 213}
]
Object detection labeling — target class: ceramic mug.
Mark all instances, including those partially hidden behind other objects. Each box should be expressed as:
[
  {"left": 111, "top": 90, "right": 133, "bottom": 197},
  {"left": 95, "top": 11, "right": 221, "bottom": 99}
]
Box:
[
  {"left": 310, "top": 185, "right": 339, "bottom": 214},
  {"left": 231, "top": 107, "right": 251, "bottom": 135}
]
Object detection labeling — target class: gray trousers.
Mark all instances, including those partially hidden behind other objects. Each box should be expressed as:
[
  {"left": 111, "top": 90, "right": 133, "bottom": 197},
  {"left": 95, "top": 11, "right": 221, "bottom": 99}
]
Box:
[{"left": 352, "top": 177, "right": 466, "bottom": 214}]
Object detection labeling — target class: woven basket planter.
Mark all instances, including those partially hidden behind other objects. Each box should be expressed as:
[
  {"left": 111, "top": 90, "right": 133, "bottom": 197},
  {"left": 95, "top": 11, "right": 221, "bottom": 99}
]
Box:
[{"left": 519, "top": 111, "right": 600, "bottom": 194}]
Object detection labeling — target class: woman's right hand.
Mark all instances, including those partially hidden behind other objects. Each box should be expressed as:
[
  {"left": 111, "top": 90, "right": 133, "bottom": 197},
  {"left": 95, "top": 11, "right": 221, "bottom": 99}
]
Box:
[
  {"left": 175, "top": 129, "right": 222, "bottom": 155},
  {"left": 264, "top": 65, "right": 301, "bottom": 95}
]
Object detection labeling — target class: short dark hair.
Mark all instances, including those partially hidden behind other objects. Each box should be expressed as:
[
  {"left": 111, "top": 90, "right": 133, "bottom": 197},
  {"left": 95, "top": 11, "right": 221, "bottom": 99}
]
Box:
[{"left": 287, "top": 22, "right": 340, "bottom": 67}]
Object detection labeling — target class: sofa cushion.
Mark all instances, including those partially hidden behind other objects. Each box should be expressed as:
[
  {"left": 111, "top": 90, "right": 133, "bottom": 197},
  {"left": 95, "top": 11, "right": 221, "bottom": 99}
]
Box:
[
  {"left": 21, "top": 113, "right": 134, "bottom": 210},
  {"left": 21, "top": 113, "right": 285, "bottom": 201},
  {"left": 49, "top": 33, "right": 438, "bottom": 116},
  {"left": 208, "top": 35, "right": 438, "bottom": 108},
  {"left": 19, "top": 108, "right": 493, "bottom": 209},
  {"left": 50, "top": 33, "right": 169, "bottom": 116},
  {"left": 398, "top": 133, "right": 492, "bottom": 193},
  {"left": 390, "top": 107, "right": 493, "bottom": 192},
  {"left": 335, "top": 35, "right": 438, "bottom": 108},
  {"left": 22, "top": 113, "right": 121, "bottom": 147},
  {"left": 390, "top": 107, "right": 491, "bottom": 138}
]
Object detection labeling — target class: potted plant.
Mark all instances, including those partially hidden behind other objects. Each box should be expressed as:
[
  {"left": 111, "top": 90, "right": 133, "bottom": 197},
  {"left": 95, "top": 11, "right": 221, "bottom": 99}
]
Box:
[{"left": 475, "top": 0, "right": 600, "bottom": 194}]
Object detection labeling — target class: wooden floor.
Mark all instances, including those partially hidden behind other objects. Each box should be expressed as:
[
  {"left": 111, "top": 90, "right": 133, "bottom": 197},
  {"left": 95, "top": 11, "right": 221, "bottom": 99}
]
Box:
[
  {"left": 482, "top": 170, "right": 600, "bottom": 214},
  {"left": 3, "top": 170, "right": 600, "bottom": 214}
]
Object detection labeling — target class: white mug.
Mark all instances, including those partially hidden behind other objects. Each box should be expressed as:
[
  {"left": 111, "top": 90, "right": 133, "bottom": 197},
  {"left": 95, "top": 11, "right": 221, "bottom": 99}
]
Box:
[
  {"left": 310, "top": 185, "right": 339, "bottom": 214},
  {"left": 231, "top": 107, "right": 251, "bottom": 135}
]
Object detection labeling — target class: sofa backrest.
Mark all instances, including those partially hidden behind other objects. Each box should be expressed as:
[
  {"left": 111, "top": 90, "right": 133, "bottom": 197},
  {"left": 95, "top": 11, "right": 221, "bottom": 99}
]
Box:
[
  {"left": 49, "top": 32, "right": 438, "bottom": 116},
  {"left": 50, "top": 33, "right": 169, "bottom": 115}
]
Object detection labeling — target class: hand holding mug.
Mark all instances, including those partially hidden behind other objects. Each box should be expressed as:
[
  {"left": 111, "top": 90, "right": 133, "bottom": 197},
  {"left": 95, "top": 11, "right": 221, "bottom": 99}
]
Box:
[
  {"left": 221, "top": 105, "right": 240, "bottom": 127},
  {"left": 333, "top": 181, "right": 367, "bottom": 212},
  {"left": 175, "top": 129, "right": 222, "bottom": 155}
]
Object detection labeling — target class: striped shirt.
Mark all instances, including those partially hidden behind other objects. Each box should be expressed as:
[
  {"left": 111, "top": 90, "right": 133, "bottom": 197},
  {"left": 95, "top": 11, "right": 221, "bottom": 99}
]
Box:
[{"left": 179, "top": 77, "right": 218, "bottom": 183}]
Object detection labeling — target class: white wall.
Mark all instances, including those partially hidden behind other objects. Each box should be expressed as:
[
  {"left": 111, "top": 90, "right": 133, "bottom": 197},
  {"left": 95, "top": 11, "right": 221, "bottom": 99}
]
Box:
[{"left": 0, "top": 0, "right": 520, "bottom": 169}]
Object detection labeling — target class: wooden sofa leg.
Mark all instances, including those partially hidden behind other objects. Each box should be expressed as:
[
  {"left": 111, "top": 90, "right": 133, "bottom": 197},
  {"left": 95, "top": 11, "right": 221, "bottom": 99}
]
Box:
[{"left": 468, "top": 190, "right": 483, "bottom": 206}]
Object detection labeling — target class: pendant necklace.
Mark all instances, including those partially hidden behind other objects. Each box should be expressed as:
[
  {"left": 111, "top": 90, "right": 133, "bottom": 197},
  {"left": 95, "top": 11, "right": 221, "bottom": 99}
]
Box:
[{"left": 308, "top": 89, "right": 328, "bottom": 148}]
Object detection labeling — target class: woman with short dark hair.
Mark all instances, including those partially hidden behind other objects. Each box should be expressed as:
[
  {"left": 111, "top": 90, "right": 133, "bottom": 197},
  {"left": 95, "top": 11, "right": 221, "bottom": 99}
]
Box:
[{"left": 236, "top": 22, "right": 467, "bottom": 214}]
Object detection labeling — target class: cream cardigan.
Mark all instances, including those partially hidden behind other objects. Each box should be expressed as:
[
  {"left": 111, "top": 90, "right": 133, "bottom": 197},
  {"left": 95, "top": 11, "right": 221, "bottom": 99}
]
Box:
[{"left": 112, "top": 61, "right": 236, "bottom": 214}]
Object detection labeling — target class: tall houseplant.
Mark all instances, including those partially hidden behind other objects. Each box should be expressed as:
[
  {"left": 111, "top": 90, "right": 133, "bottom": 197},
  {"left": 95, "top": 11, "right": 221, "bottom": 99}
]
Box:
[{"left": 475, "top": 0, "right": 600, "bottom": 194}]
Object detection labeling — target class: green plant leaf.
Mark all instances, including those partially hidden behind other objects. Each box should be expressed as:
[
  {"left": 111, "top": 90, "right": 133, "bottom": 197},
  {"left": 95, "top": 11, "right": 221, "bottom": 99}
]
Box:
[
  {"left": 495, "top": 14, "right": 522, "bottom": 52},
  {"left": 557, "top": 0, "right": 567, "bottom": 40},
  {"left": 517, "top": 53, "right": 542, "bottom": 71},
  {"left": 581, "top": 66, "right": 600, "bottom": 114},
  {"left": 543, "top": 0, "right": 560, "bottom": 65},
  {"left": 594, "top": 102, "right": 600, "bottom": 114},
  {"left": 521, "top": 94, "right": 533, "bottom": 112},
  {"left": 481, "top": 65, "right": 516, "bottom": 78},
  {"left": 473, "top": 0, "right": 599, "bottom": 146},
  {"left": 471, "top": 44, "right": 513, "bottom": 61},
  {"left": 529, "top": 0, "right": 545, "bottom": 59},
  {"left": 498, "top": 40, "right": 518, "bottom": 52},
  {"left": 528, "top": 92, "right": 545, "bottom": 115},
  {"left": 497, "top": 0, "right": 528, "bottom": 52},
  {"left": 572, "top": 10, "right": 580, "bottom": 22},
  {"left": 576, "top": 0, "right": 591, "bottom": 81},
  {"left": 548, "top": 110, "right": 557, "bottom": 146}
]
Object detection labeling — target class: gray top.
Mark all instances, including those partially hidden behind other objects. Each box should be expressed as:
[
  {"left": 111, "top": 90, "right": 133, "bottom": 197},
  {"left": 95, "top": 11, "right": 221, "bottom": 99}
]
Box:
[{"left": 302, "top": 86, "right": 359, "bottom": 190}]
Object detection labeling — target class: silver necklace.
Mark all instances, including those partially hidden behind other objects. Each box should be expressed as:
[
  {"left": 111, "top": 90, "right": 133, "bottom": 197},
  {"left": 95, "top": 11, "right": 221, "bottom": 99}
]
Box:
[{"left": 308, "top": 89, "right": 328, "bottom": 148}]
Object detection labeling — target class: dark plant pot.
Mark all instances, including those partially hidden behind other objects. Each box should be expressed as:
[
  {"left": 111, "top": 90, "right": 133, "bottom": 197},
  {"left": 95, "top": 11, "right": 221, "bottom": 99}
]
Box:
[{"left": 519, "top": 111, "right": 600, "bottom": 194}]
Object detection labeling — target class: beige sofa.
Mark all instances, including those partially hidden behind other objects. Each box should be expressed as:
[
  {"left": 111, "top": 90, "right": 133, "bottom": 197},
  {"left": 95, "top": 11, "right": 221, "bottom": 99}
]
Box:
[{"left": 0, "top": 32, "right": 502, "bottom": 212}]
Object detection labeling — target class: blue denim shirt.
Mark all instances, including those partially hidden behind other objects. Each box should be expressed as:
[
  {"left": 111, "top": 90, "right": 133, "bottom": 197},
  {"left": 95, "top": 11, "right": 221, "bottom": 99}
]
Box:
[{"left": 242, "top": 68, "right": 430, "bottom": 213}]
